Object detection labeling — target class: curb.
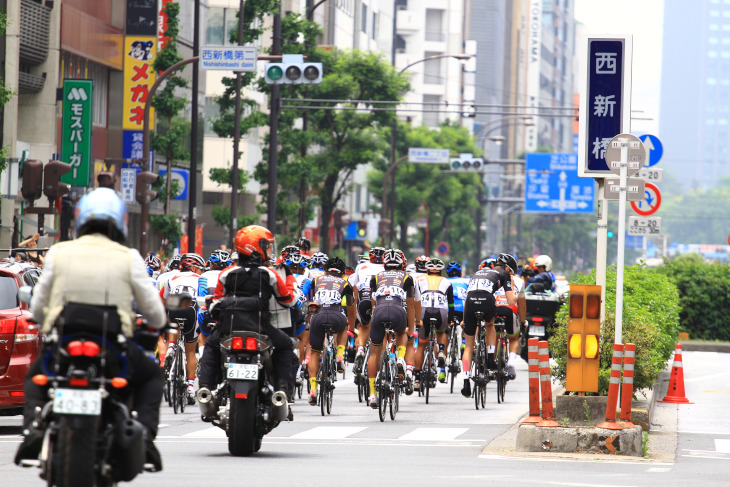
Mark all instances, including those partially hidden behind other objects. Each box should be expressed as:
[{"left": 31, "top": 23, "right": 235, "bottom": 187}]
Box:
[{"left": 678, "top": 341, "right": 730, "bottom": 353}]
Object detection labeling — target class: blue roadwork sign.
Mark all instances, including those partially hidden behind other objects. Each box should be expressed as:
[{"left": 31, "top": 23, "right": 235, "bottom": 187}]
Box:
[
  {"left": 638, "top": 134, "right": 663, "bottom": 167},
  {"left": 525, "top": 153, "right": 595, "bottom": 214},
  {"left": 578, "top": 36, "right": 632, "bottom": 177}
]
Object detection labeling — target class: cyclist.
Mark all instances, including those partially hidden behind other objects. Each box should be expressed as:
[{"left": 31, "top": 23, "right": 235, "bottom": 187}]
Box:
[
  {"left": 460, "top": 252, "right": 516, "bottom": 398},
  {"left": 196, "top": 250, "right": 231, "bottom": 355},
  {"left": 446, "top": 261, "right": 469, "bottom": 375},
  {"left": 349, "top": 246, "right": 385, "bottom": 371},
  {"left": 155, "top": 254, "right": 182, "bottom": 368},
  {"left": 366, "top": 249, "right": 416, "bottom": 408},
  {"left": 161, "top": 253, "right": 206, "bottom": 404},
  {"left": 287, "top": 254, "right": 313, "bottom": 376},
  {"left": 413, "top": 257, "right": 454, "bottom": 390},
  {"left": 145, "top": 253, "right": 162, "bottom": 284},
  {"left": 198, "top": 225, "right": 298, "bottom": 415},
  {"left": 16, "top": 188, "right": 167, "bottom": 471},
  {"left": 492, "top": 253, "right": 523, "bottom": 379},
  {"left": 296, "top": 236, "right": 312, "bottom": 256},
  {"left": 309, "top": 251, "right": 328, "bottom": 280},
  {"left": 527, "top": 254, "right": 555, "bottom": 292},
  {"left": 413, "top": 255, "right": 429, "bottom": 279},
  {"left": 306, "top": 257, "right": 356, "bottom": 405}
]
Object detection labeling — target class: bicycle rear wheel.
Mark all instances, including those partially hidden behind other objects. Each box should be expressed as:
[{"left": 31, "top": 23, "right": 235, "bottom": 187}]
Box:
[
  {"left": 496, "top": 336, "right": 507, "bottom": 404},
  {"left": 377, "top": 350, "right": 389, "bottom": 422},
  {"left": 319, "top": 358, "right": 328, "bottom": 416},
  {"left": 177, "top": 345, "right": 187, "bottom": 413},
  {"left": 326, "top": 360, "right": 334, "bottom": 414},
  {"left": 424, "top": 344, "right": 433, "bottom": 404},
  {"left": 389, "top": 376, "right": 399, "bottom": 420}
]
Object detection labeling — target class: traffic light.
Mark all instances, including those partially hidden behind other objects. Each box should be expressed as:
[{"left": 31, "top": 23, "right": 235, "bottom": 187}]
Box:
[
  {"left": 135, "top": 171, "right": 160, "bottom": 204},
  {"left": 21, "top": 159, "right": 44, "bottom": 201},
  {"left": 607, "top": 230, "right": 615, "bottom": 239},
  {"left": 450, "top": 154, "right": 484, "bottom": 171},
  {"left": 264, "top": 54, "right": 322, "bottom": 85},
  {"left": 566, "top": 284, "right": 602, "bottom": 393},
  {"left": 357, "top": 220, "right": 367, "bottom": 239},
  {"left": 43, "top": 160, "right": 71, "bottom": 200}
]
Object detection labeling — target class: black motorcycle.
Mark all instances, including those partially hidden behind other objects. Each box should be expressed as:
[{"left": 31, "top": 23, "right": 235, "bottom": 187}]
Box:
[
  {"left": 24, "top": 309, "right": 150, "bottom": 487},
  {"left": 519, "top": 290, "right": 563, "bottom": 361},
  {"left": 196, "top": 329, "right": 289, "bottom": 456}
]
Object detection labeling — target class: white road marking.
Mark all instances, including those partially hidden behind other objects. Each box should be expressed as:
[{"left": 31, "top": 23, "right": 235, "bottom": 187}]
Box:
[
  {"left": 289, "top": 426, "right": 367, "bottom": 439},
  {"left": 398, "top": 427, "right": 468, "bottom": 441},
  {"left": 715, "top": 439, "right": 730, "bottom": 453}
]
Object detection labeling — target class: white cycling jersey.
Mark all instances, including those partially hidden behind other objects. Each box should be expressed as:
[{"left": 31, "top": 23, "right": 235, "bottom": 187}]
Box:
[
  {"left": 162, "top": 271, "right": 201, "bottom": 299},
  {"left": 348, "top": 262, "right": 384, "bottom": 298}
]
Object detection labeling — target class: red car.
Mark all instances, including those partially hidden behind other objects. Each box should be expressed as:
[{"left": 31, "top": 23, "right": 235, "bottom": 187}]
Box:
[{"left": 0, "top": 259, "right": 42, "bottom": 415}]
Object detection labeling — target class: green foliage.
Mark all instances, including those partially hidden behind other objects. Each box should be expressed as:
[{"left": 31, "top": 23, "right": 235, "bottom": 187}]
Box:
[
  {"left": 150, "top": 214, "right": 182, "bottom": 253},
  {"left": 151, "top": 2, "right": 188, "bottom": 119},
  {"left": 209, "top": 167, "right": 248, "bottom": 191},
  {"left": 0, "top": 9, "right": 15, "bottom": 174},
  {"left": 211, "top": 205, "right": 257, "bottom": 229},
  {"left": 151, "top": 117, "right": 190, "bottom": 164},
  {"left": 153, "top": 176, "right": 181, "bottom": 201},
  {"left": 655, "top": 253, "right": 730, "bottom": 341},
  {"left": 550, "top": 264, "right": 680, "bottom": 395}
]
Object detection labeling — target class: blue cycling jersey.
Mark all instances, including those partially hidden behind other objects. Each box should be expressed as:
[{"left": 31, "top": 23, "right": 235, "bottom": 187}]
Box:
[{"left": 447, "top": 276, "right": 470, "bottom": 312}]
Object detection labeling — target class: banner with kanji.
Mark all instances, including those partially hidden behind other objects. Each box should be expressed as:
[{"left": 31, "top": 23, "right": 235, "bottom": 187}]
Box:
[{"left": 123, "top": 36, "right": 156, "bottom": 131}]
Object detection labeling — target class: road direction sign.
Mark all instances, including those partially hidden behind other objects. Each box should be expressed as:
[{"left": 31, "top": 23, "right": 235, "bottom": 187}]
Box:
[
  {"left": 605, "top": 134, "right": 645, "bottom": 177},
  {"left": 628, "top": 216, "right": 661, "bottom": 236},
  {"left": 630, "top": 182, "right": 661, "bottom": 216},
  {"left": 408, "top": 148, "right": 450, "bottom": 164},
  {"left": 525, "top": 153, "right": 595, "bottom": 214},
  {"left": 577, "top": 35, "right": 633, "bottom": 177},
  {"left": 200, "top": 46, "right": 257, "bottom": 71},
  {"left": 639, "top": 167, "right": 663, "bottom": 183},
  {"left": 604, "top": 177, "right": 645, "bottom": 201},
  {"left": 639, "top": 134, "right": 663, "bottom": 167}
]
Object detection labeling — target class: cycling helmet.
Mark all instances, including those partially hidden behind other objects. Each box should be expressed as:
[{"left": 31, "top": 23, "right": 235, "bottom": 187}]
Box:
[
  {"left": 166, "top": 254, "right": 181, "bottom": 272},
  {"left": 74, "top": 188, "right": 128, "bottom": 243},
  {"left": 383, "top": 249, "right": 405, "bottom": 270},
  {"left": 479, "top": 258, "right": 496, "bottom": 270},
  {"left": 446, "top": 261, "right": 462, "bottom": 277},
  {"left": 325, "top": 256, "right": 346, "bottom": 275},
  {"left": 497, "top": 253, "right": 518, "bottom": 274},
  {"left": 286, "top": 253, "right": 307, "bottom": 272},
  {"left": 369, "top": 246, "right": 386, "bottom": 264},
  {"left": 406, "top": 264, "right": 416, "bottom": 274},
  {"left": 180, "top": 253, "right": 206, "bottom": 272},
  {"left": 234, "top": 225, "right": 277, "bottom": 264},
  {"left": 296, "top": 237, "right": 311, "bottom": 252},
  {"left": 145, "top": 253, "right": 161, "bottom": 271},
  {"left": 534, "top": 254, "right": 553, "bottom": 272},
  {"left": 394, "top": 249, "right": 407, "bottom": 270},
  {"left": 209, "top": 249, "right": 231, "bottom": 265},
  {"left": 345, "top": 266, "right": 355, "bottom": 276},
  {"left": 357, "top": 253, "right": 369, "bottom": 264},
  {"left": 281, "top": 245, "right": 299, "bottom": 259},
  {"left": 414, "top": 255, "right": 430, "bottom": 273},
  {"left": 425, "top": 257, "right": 445, "bottom": 274},
  {"left": 311, "top": 252, "right": 328, "bottom": 268}
]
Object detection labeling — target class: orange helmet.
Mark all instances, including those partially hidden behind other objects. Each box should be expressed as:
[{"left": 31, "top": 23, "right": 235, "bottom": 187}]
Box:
[{"left": 234, "top": 225, "right": 277, "bottom": 264}]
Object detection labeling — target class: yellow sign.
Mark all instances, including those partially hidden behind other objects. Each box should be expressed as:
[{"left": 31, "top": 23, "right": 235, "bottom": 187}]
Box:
[{"left": 123, "top": 36, "right": 156, "bottom": 131}]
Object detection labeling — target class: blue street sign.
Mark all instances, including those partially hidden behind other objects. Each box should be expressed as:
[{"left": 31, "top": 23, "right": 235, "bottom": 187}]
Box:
[
  {"left": 158, "top": 168, "right": 189, "bottom": 200},
  {"left": 525, "top": 153, "right": 595, "bottom": 214},
  {"left": 638, "top": 134, "right": 663, "bottom": 167},
  {"left": 578, "top": 36, "right": 632, "bottom": 177}
]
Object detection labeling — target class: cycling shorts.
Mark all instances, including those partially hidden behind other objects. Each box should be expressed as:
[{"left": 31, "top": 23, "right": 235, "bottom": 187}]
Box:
[
  {"left": 495, "top": 305, "right": 520, "bottom": 336},
  {"left": 418, "top": 307, "right": 448, "bottom": 339},
  {"left": 295, "top": 321, "right": 307, "bottom": 336},
  {"left": 197, "top": 309, "right": 215, "bottom": 336},
  {"left": 168, "top": 307, "right": 198, "bottom": 344},
  {"left": 451, "top": 310, "right": 463, "bottom": 325},
  {"left": 357, "top": 298, "right": 373, "bottom": 325},
  {"left": 463, "top": 291, "right": 496, "bottom": 337},
  {"left": 369, "top": 301, "right": 407, "bottom": 346},
  {"left": 309, "top": 308, "right": 347, "bottom": 351}
]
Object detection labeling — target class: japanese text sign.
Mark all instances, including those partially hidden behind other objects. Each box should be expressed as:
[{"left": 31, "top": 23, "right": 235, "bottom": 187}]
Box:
[
  {"left": 578, "top": 35, "right": 633, "bottom": 177},
  {"left": 123, "top": 36, "right": 156, "bottom": 131},
  {"left": 61, "top": 79, "right": 93, "bottom": 186}
]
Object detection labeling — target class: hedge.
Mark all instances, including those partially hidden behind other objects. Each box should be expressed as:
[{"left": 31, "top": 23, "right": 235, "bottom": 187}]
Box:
[
  {"left": 655, "top": 253, "right": 730, "bottom": 342},
  {"left": 550, "top": 263, "right": 680, "bottom": 395}
]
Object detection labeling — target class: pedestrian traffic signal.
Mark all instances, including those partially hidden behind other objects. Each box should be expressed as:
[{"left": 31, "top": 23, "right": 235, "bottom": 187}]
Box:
[
  {"left": 43, "top": 160, "right": 71, "bottom": 200},
  {"left": 21, "top": 159, "right": 44, "bottom": 201},
  {"left": 566, "top": 284, "right": 601, "bottom": 393},
  {"left": 135, "top": 171, "right": 160, "bottom": 204},
  {"left": 264, "top": 54, "right": 322, "bottom": 85},
  {"left": 450, "top": 154, "right": 484, "bottom": 171},
  {"left": 607, "top": 230, "right": 615, "bottom": 239}
]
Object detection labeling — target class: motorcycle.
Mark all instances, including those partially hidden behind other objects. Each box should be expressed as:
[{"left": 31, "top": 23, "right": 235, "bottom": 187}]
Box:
[
  {"left": 519, "top": 289, "right": 562, "bottom": 361},
  {"left": 196, "top": 297, "right": 289, "bottom": 457},
  {"left": 20, "top": 303, "right": 151, "bottom": 487}
]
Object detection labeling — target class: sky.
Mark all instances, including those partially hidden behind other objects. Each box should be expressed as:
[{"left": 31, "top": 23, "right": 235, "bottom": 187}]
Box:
[{"left": 574, "top": 0, "right": 664, "bottom": 135}]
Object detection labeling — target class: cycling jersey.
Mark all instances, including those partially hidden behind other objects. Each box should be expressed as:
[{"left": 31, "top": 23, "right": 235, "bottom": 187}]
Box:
[
  {"left": 368, "top": 269, "right": 416, "bottom": 345},
  {"left": 466, "top": 267, "right": 513, "bottom": 294},
  {"left": 414, "top": 274, "right": 454, "bottom": 336},
  {"left": 198, "top": 269, "right": 223, "bottom": 297},
  {"left": 447, "top": 276, "right": 470, "bottom": 313},
  {"left": 463, "top": 268, "right": 512, "bottom": 337},
  {"left": 156, "top": 268, "right": 180, "bottom": 292},
  {"left": 162, "top": 271, "right": 201, "bottom": 344},
  {"left": 494, "top": 275, "right": 523, "bottom": 336},
  {"left": 308, "top": 275, "right": 353, "bottom": 351},
  {"left": 349, "top": 262, "right": 384, "bottom": 324},
  {"left": 309, "top": 268, "right": 325, "bottom": 280}
]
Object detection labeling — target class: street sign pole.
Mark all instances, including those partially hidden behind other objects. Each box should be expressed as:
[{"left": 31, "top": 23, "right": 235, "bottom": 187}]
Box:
[
  {"left": 595, "top": 179, "right": 608, "bottom": 322},
  {"left": 614, "top": 141, "right": 629, "bottom": 344}
]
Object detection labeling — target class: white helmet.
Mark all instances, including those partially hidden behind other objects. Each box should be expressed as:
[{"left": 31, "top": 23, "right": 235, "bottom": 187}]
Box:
[{"left": 534, "top": 254, "right": 552, "bottom": 272}]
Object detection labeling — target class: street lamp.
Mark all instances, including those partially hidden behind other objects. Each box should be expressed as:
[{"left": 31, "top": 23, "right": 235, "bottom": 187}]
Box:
[{"left": 384, "top": 53, "right": 472, "bottom": 246}]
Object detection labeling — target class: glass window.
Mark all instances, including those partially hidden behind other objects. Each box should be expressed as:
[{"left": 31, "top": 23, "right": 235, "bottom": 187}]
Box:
[
  {"left": 425, "top": 9, "right": 444, "bottom": 41},
  {"left": 423, "top": 94, "right": 441, "bottom": 127},
  {"left": 362, "top": 4, "right": 367, "bottom": 32},
  {"left": 0, "top": 276, "right": 19, "bottom": 310},
  {"left": 204, "top": 96, "right": 220, "bottom": 136},
  {"left": 224, "top": 8, "right": 239, "bottom": 45},
  {"left": 207, "top": 7, "right": 224, "bottom": 45},
  {"left": 423, "top": 51, "right": 442, "bottom": 85},
  {"left": 372, "top": 12, "right": 377, "bottom": 40}
]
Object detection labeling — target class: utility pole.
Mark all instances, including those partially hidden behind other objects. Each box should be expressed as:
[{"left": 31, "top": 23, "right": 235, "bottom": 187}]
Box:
[
  {"left": 188, "top": 0, "right": 200, "bottom": 245},
  {"left": 229, "top": 0, "right": 245, "bottom": 247},
  {"left": 267, "top": 7, "right": 282, "bottom": 231}
]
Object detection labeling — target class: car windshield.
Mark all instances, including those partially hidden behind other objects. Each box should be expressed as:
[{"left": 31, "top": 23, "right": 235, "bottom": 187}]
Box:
[{"left": 0, "top": 276, "right": 19, "bottom": 310}]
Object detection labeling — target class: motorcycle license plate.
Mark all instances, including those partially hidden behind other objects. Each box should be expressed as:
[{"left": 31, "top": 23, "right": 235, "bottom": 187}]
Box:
[
  {"left": 531, "top": 325, "right": 546, "bottom": 337},
  {"left": 227, "top": 363, "right": 259, "bottom": 381},
  {"left": 53, "top": 388, "right": 102, "bottom": 416}
]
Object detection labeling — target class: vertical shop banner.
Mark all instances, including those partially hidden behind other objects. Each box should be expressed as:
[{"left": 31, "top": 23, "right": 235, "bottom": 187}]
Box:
[
  {"left": 180, "top": 235, "right": 189, "bottom": 254},
  {"left": 525, "top": 0, "right": 542, "bottom": 152},
  {"left": 158, "top": 0, "right": 174, "bottom": 49},
  {"left": 61, "top": 79, "right": 94, "bottom": 186},
  {"left": 123, "top": 36, "right": 156, "bottom": 131},
  {"left": 126, "top": 0, "right": 157, "bottom": 36},
  {"left": 195, "top": 226, "right": 203, "bottom": 256}
]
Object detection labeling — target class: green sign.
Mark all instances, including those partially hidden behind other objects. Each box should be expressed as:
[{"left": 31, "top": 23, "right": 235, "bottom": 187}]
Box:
[{"left": 61, "top": 79, "right": 93, "bottom": 186}]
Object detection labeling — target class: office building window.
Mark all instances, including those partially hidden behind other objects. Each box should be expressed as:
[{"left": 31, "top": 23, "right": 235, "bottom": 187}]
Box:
[
  {"left": 372, "top": 12, "right": 378, "bottom": 40},
  {"left": 425, "top": 9, "right": 444, "bottom": 41},
  {"left": 207, "top": 7, "right": 239, "bottom": 45},
  {"left": 362, "top": 4, "right": 368, "bottom": 33},
  {"left": 423, "top": 51, "right": 442, "bottom": 84},
  {"left": 60, "top": 54, "right": 108, "bottom": 127},
  {"left": 423, "top": 94, "right": 441, "bottom": 127}
]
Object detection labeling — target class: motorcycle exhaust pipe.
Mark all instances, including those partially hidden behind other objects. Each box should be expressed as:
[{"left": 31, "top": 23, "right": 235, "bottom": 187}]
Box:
[
  {"left": 196, "top": 388, "right": 218, "bottom": 419},
  {"left": 271, "top": 391, "right": 289, "bottom": 422}
]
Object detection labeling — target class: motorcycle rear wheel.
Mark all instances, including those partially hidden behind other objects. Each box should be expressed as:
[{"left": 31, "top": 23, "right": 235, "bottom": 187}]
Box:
[
  {"left": 53, "top": 415, "right": 99, "bottom": 487},
  {"left": 228, "top": 395, "right": 259, "bottom": 456}
]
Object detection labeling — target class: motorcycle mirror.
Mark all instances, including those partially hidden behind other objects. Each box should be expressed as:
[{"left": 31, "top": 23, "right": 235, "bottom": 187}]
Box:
[
  {"left": 167, "top": 293, "right": 193, "bottom": 310},
  {"left": 18, "top": 285, "right": 33, "bottom": 305}
]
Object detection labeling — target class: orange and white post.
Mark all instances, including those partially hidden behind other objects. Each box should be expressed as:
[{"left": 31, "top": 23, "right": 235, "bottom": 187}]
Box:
[
  {"left": 598, "top": 343, "right": 624, "bottom": 430},
  {"left": 523, "top": 338, "right": 541, "bottom": 424},
  {"left": 536, "top": 340, "right": 560, "bottom": 427},
  {"left": 618, "top": 343, "right": 638, "bottom": 428}
]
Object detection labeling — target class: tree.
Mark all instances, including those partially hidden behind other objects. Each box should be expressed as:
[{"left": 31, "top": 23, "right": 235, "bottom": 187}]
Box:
[
  {"left": 150, "top": 1, "right": 188, "bottom": 214},
  {"left": 208, "top": 167, "right": 255, "bottom": 232},
  {"left": 0, "top": 9, "right": 15, "bottom": 173}
]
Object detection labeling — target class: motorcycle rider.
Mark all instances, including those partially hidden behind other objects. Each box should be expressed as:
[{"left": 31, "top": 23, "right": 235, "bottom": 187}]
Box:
[
  {"left": 14, "top": 188, "right": 167, "bottom": 471},
  {"left": 197, "top": 225, "right": 298, "bottom": 416},
  {"left": 527, "top": 254, "right": 554, "bottom": 292}
]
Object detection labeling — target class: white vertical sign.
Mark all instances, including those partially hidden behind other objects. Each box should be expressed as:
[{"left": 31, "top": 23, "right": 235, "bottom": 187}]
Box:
[{"left": 525, "top": 0, "right": 542, "bottom": 152}]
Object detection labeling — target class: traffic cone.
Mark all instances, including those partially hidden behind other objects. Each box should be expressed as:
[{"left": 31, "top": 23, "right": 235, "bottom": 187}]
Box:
[{"left": 659, "top": 343, "right": 692, "bottom": 404}]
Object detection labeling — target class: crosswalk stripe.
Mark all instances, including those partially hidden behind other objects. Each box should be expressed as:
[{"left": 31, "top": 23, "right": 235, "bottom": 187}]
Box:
[
  {"left": 181, "top": 427, "right": 226, "bottom": 438},
  {"left": 289, "top": 426, "right": 367, "bottom": 439},
  {"left": 398, "top": 427, "right": 469, "bottom": 441},
  {"left": 715, "top": 439, "right": 730, "bottom": 453}
]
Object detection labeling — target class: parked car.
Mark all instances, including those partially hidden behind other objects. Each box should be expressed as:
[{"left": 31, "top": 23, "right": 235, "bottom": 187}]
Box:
[{"left": 0, "top": 259, "right": 42, "bottom": 415}]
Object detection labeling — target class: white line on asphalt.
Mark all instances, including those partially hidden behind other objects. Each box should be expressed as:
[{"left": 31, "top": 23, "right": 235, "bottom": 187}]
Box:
[
  {"left": 715, "top": 439, "right": 730, "bottom": 453},
  {"left": 645, "top": 467, "right": 671, "bottom": 472},
  {"left": 478, "top": 454, "right": 674, "bottom": 466},
  {"left": 398, "top": 427, "right": 468, "bottom": 441},
  {"left": 289, "top": 426, "right": 367, "bottom": 439},
  {"left": 680, "top": 454, "right": 730, "bottom": 460}
]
